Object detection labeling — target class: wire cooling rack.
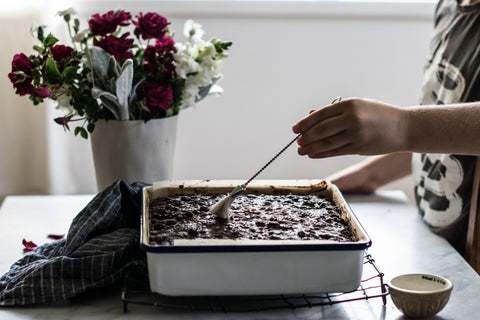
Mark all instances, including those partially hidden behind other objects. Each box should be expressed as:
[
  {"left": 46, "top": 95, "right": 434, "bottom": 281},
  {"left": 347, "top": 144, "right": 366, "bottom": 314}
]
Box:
[{"left": 121, "top": 251, "right": 388, "bottom": 313}]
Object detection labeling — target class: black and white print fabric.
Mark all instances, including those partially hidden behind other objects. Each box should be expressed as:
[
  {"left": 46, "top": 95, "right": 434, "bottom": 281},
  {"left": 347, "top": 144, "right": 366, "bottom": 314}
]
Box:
[{"left": 412, "top": 0, "right": 480, "bottom": 254}]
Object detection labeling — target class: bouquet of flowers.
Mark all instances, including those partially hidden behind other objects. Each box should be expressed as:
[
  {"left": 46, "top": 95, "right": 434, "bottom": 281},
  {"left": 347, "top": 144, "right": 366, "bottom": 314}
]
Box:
[{"left": 8, "top": 9, "right": 232, "bottom": 138}]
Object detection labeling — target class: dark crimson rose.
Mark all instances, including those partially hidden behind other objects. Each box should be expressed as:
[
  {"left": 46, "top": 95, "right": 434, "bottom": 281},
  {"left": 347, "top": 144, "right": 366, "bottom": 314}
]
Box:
[
  {"left": 10, "top": 79, "right": 34, "bottom": 96},
  {"left": 8, "top": 53, "right": 34, "bottom": 96},
  {"left": 50, "top": 45, "right": 74, "bottom": 62},
  {"left": 93, "top": 33, "right": 134, "bottom": 61},
  {"left": 10, "top": 53, "right": 33, "bottom": 72},
  {"left": 153, "top": 36, "right": 176, "bottom": 55},
  {"left": 89, "top": 10, "right": 131, "bottom": 35},
  {"left": 143, "top": 46, "right": 157, "bottom": 72},
  {"left": 160, "top": 36, "right": 175, "bottom": 47},
  {"left": 133, "top": 12, "right": 169, "bottom": 40},
  {"left": 141, "top": 81, "right": 173, "bottom": 116},
  {"left": 54, "top": 117, "right": 67, "bottom": 125},
  {"left": 35, "top": 87, "right": 50, "bottom": 98},
  {"left": 144, "top": 37, "right": 176, "bottom": 76}
]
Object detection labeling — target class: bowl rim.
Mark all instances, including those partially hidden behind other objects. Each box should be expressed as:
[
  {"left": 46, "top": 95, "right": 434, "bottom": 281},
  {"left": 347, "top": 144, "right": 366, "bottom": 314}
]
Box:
[{"left": 388, "top": 273, "right": 453, "bottom": 294}]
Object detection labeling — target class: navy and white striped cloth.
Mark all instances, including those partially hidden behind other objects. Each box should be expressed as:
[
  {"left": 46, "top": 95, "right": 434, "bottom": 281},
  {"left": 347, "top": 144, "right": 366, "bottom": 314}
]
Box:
[{"left": 0, "top": 180, "right": 148, "bottom": 306}]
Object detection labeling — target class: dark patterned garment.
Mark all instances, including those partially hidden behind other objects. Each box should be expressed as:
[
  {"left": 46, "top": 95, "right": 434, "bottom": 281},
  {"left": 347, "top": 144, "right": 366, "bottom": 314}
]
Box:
[{"left": 413, "top": 0, "right": 480, "bottom": 255}]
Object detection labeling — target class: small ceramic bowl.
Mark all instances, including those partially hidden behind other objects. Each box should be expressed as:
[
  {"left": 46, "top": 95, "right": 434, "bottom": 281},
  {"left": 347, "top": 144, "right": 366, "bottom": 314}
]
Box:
[{"left": 388, "top": 273, "right": 453, "bottom": 318}]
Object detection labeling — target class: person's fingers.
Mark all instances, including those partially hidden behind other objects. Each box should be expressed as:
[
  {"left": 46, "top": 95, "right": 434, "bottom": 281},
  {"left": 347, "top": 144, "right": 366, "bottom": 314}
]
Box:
[
  {"left": 292, "top": 101, "right": 346, "bottom": 134},
  {"left": 307, "top": 142, "right": 354, "bottom": 159},
  {"left": 297, "top": 129, "right": 354, "bottom": 156},
  {"left": 296, "top": 113, "right": 348, "bottom": 147}
]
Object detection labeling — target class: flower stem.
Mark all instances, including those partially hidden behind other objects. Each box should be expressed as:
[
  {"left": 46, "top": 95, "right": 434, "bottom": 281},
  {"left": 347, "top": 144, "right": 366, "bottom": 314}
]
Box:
[{"left": 66, "top": 20, "right": 78, "bottom": 51}]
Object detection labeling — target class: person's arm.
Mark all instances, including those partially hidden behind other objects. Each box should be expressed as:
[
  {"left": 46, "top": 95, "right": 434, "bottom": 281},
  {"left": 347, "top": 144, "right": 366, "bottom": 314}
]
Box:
[
  {"left": 326, "top": 153, "right": 412, "bottom": 194},
  {"left": 292, "top": 98, "right": 480, "bottom": 158}
]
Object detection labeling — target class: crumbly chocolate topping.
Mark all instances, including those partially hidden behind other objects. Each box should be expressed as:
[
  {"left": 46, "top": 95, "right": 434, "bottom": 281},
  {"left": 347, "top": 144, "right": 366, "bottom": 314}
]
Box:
[{"left": 148, "top": 193, "right": 354, "bottom": 245}]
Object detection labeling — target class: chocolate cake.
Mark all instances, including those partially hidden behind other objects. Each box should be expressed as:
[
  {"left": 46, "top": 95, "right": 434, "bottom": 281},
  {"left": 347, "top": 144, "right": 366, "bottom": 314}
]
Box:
[{"left": 148, "top": 193, "right": 355, "bottom": 245}]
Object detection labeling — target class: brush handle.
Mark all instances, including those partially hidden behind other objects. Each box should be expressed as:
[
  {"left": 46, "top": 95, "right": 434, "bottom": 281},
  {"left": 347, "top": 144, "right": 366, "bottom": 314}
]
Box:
[
  {"left": 244, "top": 133, "right": 301, "bottom": 187},
  {"left": 244, "top": 97, "right": 342, "bottom": 188}
]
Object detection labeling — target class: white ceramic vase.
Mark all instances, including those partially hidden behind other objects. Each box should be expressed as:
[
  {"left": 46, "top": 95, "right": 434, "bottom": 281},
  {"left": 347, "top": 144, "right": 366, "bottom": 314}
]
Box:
[{"left": 90, "top": 116, "right": 178, "bottom": 191}]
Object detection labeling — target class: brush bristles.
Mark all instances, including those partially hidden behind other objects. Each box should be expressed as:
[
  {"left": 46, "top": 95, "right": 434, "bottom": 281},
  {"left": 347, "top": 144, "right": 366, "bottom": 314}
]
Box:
[{"left": 209, "top": 195, "right": 230, "bottom": 220}]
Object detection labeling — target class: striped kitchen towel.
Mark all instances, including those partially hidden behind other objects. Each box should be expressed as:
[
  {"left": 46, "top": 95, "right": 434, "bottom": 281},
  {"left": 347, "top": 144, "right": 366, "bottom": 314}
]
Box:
[{"left": 0, "top": 180, "right": 148, "bottom": 306}]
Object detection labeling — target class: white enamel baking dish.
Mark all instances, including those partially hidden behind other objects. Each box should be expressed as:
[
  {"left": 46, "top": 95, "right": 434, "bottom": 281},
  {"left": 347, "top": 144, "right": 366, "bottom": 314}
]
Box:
[{"left": 141, "top": 180, "right": 372, "bottom": 296}]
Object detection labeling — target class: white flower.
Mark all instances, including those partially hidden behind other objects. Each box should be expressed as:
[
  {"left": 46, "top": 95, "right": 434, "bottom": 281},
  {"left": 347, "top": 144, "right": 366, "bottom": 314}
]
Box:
[
  {"left": 173, "top": 43, "right": 200, "bottom": 79},
  {"left": 181, "top": 92, "right": 195, "bottom": 109},
  {"left": 200, "top": 55, "right": 221, "bottom": 80},
  {"left": 173, "top": 20, "right": 229, "bottom": 109},
  {"left": 175, "top": 55, "right": 200, "bottom": 79},
  {"left": 184, "top": 19, "right": 205, "bottom": 42},
  {"left": 57, "top": 8, "right": 77, "bottom": 17},
  {"left": 197, "top": 41, "right": 215, "bottom": 60},
  {"left": 192, "top": 72, "right": 211, "bottom": 88},
  {"left": 180, "top": 74, "right": 213, "bottom": 108},
  {"left": 192, "top": 39, "right": 205, "bottom": 57},
  {"left": 72, "top": 28, "right": 89, "bottom": 43}
]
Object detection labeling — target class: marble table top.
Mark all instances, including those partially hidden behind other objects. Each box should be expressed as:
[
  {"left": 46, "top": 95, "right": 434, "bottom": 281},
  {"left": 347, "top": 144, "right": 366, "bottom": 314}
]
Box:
[{"left": 0, "top": 191, "right": 478, "bottom": 319}]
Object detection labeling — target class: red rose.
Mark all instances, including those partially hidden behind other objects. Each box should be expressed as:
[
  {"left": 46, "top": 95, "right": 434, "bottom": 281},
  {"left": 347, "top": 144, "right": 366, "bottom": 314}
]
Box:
[
  {"left": 89, "top": 10, "right": 131, "bottom": 35},
  {"left": 133, "top": 12, "right": 169, "bottom": 40},
  {"left": 144, "top": 37, "right": 176, "bottom": 76},
  {"left": 50, "top": 45, "right": 74, "bottom": 62},
  {"left": 93, "top": 33, "right": 134, "bottom": 61},
  {"left": 141, "top": 81, "right": 173, "bottom": 117},
  {"left": 7, "top": 53, "right": 34, "bottom": 96},
  {"left": 10, "top": 53, "right": 33, "bottom": 73},
  {"left": 158, "top": 36, "right": 175, "bottom": 48},
  {"left": 35, "top": 87, "right": 50, "bottom": 98}
]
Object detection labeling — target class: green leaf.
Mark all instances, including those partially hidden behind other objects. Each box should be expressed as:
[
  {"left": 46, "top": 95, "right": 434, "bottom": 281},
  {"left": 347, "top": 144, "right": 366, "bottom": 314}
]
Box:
[
  {"left": 45, "top": 58, "right": 62, "bottom": 84},
  {"left": 107, "top": 55, "right": 121, "bottom": 78},
  {"left": 129, "top": 78, "right": 144, "bottom": 107},
  {"left": 116, "top": 59, "right": 133, "bottom": 120},
  {"left": 43, "top": 34, "right": 59, "bottom": 47},
  {"left": 74, "top": 127, "right": 88, "bottom": 139},
  {"left": 90, "top": 47, "right": 112, "bottom": 81},
  {"left": 29, "top": 95, "right": 43, "bottom": 105},
  {"left": 212, "top": 39, "right": 232, "bottom": 60},
  {"left": 31, "top": 57, "right": 41, "bottom": 67},
  {"left": 84, "top": 97, "right": 100, "bottom": 115},
  {"left": 87, "top": 122, "right": 95, "bottom": 133},
  {"left": 33, "top": 45, "right": 44, "bottom": 55},
  {"left": 74, "top": 18, "right": 80, "bottom": 33},
  {"left": 62, "top": 66, "right": 78, "bottom": 82},
  {"left": 222, "top": 41, "right": 233, "bottom": 50},
  {"left": 37, "top": 26, "right": 44, "bottom": 42},
  {"left": 134, "top": 28, "right": 141, "bottom": 39},
  {"left": 91, "top": 87, "right": 121, "bottom": 119}
]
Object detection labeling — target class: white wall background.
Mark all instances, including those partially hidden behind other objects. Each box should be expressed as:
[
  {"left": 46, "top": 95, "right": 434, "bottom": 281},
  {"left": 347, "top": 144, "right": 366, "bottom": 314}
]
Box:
[{"left": 1, "top": 0, "right": 436, "bottom": 202}]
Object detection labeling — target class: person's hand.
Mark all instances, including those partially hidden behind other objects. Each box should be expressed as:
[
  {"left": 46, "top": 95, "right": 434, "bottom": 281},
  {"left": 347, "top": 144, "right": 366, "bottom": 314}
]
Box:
[
  {"left": 326, "top": 167, "right": 377, "bottom": 194},
  {"left": 292, "top": 98, "right": 407, "bottom": 158},
  {"left": 327, "top": 153, "right": 413, "bottom": 194}
]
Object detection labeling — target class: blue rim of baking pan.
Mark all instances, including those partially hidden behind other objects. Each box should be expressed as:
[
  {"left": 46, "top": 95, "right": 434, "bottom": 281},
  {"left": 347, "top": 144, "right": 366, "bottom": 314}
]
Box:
[{"left": 140, "top": 240, "right": 372, "bottom": 253}]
